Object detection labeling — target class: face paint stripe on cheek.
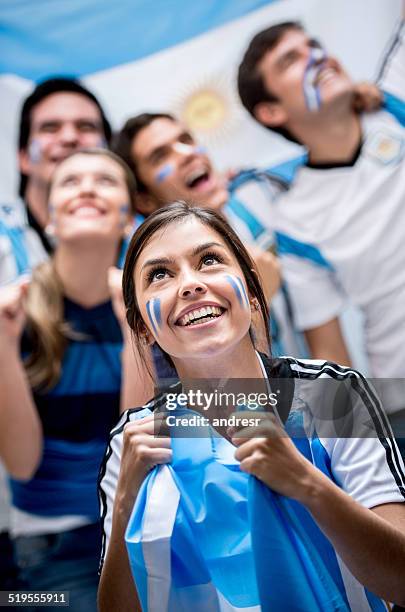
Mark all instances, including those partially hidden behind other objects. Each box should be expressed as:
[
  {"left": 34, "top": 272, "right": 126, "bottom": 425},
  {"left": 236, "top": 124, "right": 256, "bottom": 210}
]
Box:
[
  {"left": 235, "top": 276, "right": 250, "bottom": 308},
  {"left": 153, "top": 297, "right": 162, "bottom": 327},
  {"left": 28, "top": 139, "right": 43, "bottom": 163},
  {"left": 155, "top": 164, "right": 174, "bottom": 183},
  {"left": 146, "top": 299, "right": 159, "bottom": 335},
  {"left": 119, "top": 204, "right": 130, "bottom": 229},
  {"left": 225, "top": 274, "right": 246, "bottom": 308},
  {"left": 303, "top": 47, "right": 326, "bottom": 112}
]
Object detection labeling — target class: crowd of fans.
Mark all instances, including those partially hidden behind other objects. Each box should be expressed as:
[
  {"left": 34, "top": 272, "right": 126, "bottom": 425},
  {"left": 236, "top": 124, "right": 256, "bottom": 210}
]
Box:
[{"left": 0, "top": 11, "right": 404, "bottom": 611}]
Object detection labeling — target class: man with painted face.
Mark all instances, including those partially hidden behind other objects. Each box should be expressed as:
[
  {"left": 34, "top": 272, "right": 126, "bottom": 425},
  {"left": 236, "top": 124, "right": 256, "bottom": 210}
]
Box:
[
  {"left": 0, "top": 77, "right": 112, "bottom": 285},
  {"left": 237, "top": 18, "right": 405, "bottom": 431},
  {"left": 113, "top": 112, "right": 305, "bottom": 357}
]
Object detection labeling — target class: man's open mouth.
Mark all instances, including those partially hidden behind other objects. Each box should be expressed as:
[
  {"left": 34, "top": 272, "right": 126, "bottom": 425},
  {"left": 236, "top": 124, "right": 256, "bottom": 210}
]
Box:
[{"left": 185, "top": 169, "right": 211, "bottom": 190}]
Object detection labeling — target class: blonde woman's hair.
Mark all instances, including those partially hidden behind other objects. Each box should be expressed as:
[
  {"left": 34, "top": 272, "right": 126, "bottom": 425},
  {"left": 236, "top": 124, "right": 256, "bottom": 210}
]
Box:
[
  {"left": 25, "top": 148, "right": 137, "bottom": 391},
  {"left": 24, "top": 261, "right": 71, "bottom": 391}
]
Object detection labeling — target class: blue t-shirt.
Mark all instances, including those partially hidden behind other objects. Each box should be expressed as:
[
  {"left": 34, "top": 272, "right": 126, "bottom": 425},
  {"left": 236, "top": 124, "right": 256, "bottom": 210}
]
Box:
[{"left": 10, "top": 298, "right": 122, "bottom": 520}]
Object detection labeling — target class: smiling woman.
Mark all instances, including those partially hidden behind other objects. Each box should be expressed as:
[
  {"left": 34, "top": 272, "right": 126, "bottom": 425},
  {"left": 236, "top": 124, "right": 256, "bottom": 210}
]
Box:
[
  {"left": 123, "top": 201, "right": 269, "bottom": 379},
  {"left": 98, "top": 202, "right": 405, "bottom": 611},
  {"left": 0, "top": 149, "right": 155, "bottom": 611}
]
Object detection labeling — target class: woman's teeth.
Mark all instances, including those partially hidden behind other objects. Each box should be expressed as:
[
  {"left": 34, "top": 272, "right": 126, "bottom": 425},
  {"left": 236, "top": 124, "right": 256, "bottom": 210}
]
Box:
[{"left": 179, "top": 305, "right": 223, "bottom": 326}]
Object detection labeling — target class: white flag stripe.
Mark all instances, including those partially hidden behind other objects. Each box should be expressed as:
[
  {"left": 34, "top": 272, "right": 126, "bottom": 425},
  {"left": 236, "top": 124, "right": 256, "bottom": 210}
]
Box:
[{"left": 0, "top": 0, "right": 400, "bottom": 201}]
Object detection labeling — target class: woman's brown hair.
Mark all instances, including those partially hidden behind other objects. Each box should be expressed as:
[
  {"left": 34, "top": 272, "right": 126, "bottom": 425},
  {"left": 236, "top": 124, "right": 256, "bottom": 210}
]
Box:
[{"left": 122, "top": 201, "right": 270, "bottom": 369}]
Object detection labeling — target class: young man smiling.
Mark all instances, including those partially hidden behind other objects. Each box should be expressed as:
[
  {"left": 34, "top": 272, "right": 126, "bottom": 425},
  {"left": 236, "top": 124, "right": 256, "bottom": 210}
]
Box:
[
  {"left": 238, "top": 18, "right": 405, "bottom": 415},
  {"left": 1, "top": 77, "right": 112, "bottom": 286}
]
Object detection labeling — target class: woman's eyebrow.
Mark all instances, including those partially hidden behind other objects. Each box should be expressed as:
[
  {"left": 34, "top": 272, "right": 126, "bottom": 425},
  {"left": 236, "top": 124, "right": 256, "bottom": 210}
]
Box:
[
  {"left": 141, "top": 256, "right": 175, "bottom": 270},
  {"left": 141, "top": 242, "right": 225, "bottom": 271},
  {"left": 191, "top": 242, "right": 225, "bottom": 256}
]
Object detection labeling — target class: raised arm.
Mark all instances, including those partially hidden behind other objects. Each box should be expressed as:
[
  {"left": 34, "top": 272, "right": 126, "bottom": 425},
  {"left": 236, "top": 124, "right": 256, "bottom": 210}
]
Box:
[
  {"left": 277, "top": 250, "right": 351, "bottom": 364},
  {"left": 108, "top": 267, "right": 156, "bottom": 412},
  {"left": 0, "top": 281, "right": 42, "bottom": 479},
  {"left": 304, "top": 317, "right": 351, "bottom": 366}
]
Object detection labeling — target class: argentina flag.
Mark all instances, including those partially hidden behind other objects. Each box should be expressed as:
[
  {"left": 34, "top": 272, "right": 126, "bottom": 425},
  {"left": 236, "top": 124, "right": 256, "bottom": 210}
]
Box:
[
  {"left": 124, "top": 410, "right": 387, "bottom": 612},
  {"left": 0, "top": 0, "right": 399, "bottom": 201}
]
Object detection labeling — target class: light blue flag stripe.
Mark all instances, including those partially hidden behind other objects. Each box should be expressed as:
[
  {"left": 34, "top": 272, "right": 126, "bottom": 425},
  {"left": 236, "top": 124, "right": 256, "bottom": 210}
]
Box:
[
  {"left": 124, "top": 413, "right": 375, "bottom": 611},
  {"left": 0, "top": 0, "right": 280, "bottom": 79}
]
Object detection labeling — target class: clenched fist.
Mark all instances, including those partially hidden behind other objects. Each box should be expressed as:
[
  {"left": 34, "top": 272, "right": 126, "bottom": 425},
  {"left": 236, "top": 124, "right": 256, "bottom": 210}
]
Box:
[{"left": 0, "top": 278, "right": 30, "bottom": 355}]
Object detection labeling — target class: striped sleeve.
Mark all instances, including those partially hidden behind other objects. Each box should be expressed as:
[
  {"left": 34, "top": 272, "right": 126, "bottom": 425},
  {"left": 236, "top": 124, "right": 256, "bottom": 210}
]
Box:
[
  {"left": 98, "top": 406, "right": 153, "bottom": 574},
  {"left": 287, "top": 358, "right": 405, "bottom": 507}
]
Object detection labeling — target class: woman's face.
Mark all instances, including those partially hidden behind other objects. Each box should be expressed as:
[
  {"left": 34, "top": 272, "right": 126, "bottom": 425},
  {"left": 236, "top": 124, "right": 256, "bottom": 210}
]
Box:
[
  {"left": 49, "top": 153, "right": 131, "bottom": 243},
  {"left": 134, "top": 217, "right": 253, "bottom": 362}
]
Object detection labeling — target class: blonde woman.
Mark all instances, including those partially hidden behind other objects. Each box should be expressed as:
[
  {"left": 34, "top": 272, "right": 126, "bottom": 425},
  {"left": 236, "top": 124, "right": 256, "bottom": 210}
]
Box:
[{"left": 0, "top": 149, "right": 153, "bottom": 611}]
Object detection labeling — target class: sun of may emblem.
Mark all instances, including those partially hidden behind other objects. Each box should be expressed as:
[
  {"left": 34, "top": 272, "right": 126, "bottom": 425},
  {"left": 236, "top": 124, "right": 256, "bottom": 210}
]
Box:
[{"left": 171, "top": 74, "right": 243, "bottom": 147}]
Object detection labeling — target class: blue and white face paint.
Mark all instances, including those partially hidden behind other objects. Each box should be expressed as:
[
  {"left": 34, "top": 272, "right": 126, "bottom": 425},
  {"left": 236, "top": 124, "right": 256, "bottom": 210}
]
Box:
[
  {"left": 154, "top": 143, "right": 206, "bottom": 184},
  {"left": 119, "top": 203, "right": 130, "bottom": 229},
  {"left": 155, "top": 163, "right": 175, "bottom": 183},
  {"left": 303, "top": 46, "right": 326, "bottom": 112},
  {"left": 28, "top": 139, "right": 43, "bottom": 164},
  {"left": 146, "top": 297, "right": 162, "bottom": 335},
  {"left": 225, "top": 275, "right": 250, "bottom": 309}
]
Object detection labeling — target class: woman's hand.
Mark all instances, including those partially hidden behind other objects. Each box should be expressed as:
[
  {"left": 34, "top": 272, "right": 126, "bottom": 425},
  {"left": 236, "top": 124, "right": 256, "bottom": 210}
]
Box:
[
  {"left": 0, "top": 278, "right": 29, "bottom": 356},
  {"left": 115, "top": 414, "right": 172, "bottom": 517},
  {"left": 230, "top": 411, "right": 319, "bottom": 501}
]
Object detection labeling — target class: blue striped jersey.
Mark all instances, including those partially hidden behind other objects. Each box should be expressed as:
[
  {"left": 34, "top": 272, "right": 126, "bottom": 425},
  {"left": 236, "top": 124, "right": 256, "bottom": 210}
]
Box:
[{"left": 10, "top": 297, "right": 122, "bottom": 529}]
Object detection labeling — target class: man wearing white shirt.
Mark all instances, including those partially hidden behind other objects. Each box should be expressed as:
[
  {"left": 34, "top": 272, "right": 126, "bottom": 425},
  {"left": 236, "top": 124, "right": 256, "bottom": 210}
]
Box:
[{"left": 237, "top": 17, "right": 405, "bottom": 434}]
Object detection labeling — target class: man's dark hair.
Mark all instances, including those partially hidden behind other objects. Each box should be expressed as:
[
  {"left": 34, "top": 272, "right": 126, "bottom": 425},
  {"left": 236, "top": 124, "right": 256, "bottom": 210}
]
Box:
[
  {"left": 113, "top": 112, "right": 175, "bottom": 192},
  {"left": 238, "top": 21, "right": 303, "bottom": 143},
  {"left": 18, "top": 76, "right": 112, "bottom": 197}
]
